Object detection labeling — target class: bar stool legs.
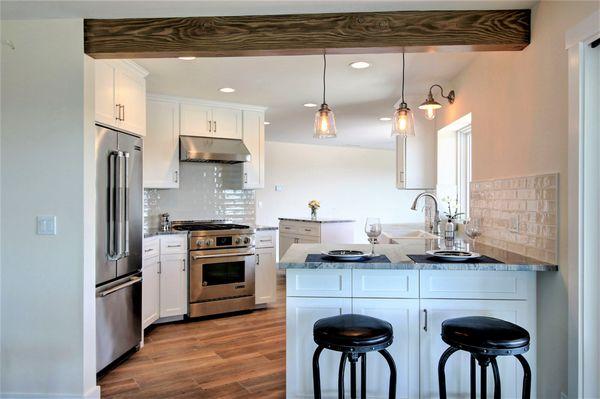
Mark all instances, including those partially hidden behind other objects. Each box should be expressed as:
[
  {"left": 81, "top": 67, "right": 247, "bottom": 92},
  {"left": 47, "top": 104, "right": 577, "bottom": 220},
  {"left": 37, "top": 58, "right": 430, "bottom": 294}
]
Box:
[
  {"left": 313, "top": 345, "right": 324, "bottom": 399},
  {"left": 379, "top": 349, "right": 397, "bottom": 399},
  {"left": 490, "top": 358, "right": 501, "bottom": 399},
  {"left": 516, "top": 354, "right": 532, "bottom": 399},
  {"left": 438, "top": 346, "right": 459, "bottom": 399}
]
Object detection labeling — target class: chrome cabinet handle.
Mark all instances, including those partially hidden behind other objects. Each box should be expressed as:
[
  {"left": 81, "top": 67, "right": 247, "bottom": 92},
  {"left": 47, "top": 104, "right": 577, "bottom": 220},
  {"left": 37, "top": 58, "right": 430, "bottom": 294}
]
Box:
[
  {"left": 244, "top": 173, "right": 248, "bottom": 184},
  {"left": 158, "top": 260, "right": 161, "bottom": 274},
  {"left": 144, "top": 248, "right": 153, "bottom": 253},
  {"left": 115, "top": 104, "right": 121, "bottom": 121},
  {"left": 208, "top": 120, "right": 212, "bottom": 133},
  {"left": 423, "top": 309, "right": 428, "bottom": 332},
  {"left": 121, "top": 104, "right": 125, "bottom": 122},
  {"left": 182, "top": 259, "right": 186, "bottom": 272},
  {"left": 304, "top": 229, "right": 312, "bottom": 232},
  {"left": 214, "top": 121, "right": 217, "bottom": 133},
  {"left": 174, "top": 170, "right": 179, "bottom": 183},
  {"left": 256, "top": 254, "right": 260, "bottom": 265},
  {"left": 98, "top": 276, "right": 141, "bottom": 297}
]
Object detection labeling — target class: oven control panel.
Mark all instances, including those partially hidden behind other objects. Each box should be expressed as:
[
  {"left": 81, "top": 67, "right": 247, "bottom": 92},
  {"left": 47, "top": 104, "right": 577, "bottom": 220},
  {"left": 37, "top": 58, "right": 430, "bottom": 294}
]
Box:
[{"left": 191, "top": 234, "right": 254, "bottom": 250}]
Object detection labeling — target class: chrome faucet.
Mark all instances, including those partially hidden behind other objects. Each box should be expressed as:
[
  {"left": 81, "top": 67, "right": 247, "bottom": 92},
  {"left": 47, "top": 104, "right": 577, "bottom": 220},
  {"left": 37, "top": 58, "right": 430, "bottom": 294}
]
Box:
[{"left": 410, "top": 192, "right": 441, "bottom": 236}]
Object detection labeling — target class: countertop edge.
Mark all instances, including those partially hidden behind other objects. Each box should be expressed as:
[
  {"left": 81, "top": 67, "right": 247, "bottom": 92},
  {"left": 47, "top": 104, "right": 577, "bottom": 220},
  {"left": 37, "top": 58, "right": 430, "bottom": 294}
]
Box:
[
  {"left": 278, "top": 218, "right": 356, "bottom": 224},
  {"left": 278, "top": 262, "right": 558, "bottom": 272}
]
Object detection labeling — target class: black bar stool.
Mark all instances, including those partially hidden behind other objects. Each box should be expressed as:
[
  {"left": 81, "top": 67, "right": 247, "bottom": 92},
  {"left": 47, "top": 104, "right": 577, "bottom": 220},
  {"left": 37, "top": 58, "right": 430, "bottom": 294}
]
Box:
[
  {"left": 438, "top": 316, "right": 532, "bottom": 399},
  {"left": 312, "top": 314, "right": 397, "bottom": 399}
]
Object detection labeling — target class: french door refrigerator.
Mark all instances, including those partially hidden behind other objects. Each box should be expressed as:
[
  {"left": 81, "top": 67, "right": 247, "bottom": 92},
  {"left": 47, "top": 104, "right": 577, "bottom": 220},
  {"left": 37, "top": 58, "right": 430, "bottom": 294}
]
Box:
[{"left": 95, "top": 125, "right": 143, "bottom": 373}]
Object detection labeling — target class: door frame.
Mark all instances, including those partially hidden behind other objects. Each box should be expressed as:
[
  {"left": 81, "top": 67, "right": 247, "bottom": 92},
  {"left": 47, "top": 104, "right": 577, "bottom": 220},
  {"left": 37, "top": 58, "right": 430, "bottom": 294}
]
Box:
[{"left": 566, "top": 10, "right": 600, "bottom": 398}]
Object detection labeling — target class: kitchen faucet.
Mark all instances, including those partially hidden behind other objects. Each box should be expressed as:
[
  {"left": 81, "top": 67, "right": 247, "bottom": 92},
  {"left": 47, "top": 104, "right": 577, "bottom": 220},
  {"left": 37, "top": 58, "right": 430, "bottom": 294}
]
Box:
[{"left": 410, "top": 192, "right": 441, "bottom": 236}]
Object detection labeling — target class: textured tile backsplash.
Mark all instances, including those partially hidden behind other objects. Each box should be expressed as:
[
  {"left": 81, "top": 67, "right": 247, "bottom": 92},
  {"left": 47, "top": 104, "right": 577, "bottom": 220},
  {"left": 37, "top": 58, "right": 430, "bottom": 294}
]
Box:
[
  {"left": 470, "top": 173, "right": 558, "bottom": 263},
  {"left": 143, "top": 162, "right": 255, "bottom": 232}
]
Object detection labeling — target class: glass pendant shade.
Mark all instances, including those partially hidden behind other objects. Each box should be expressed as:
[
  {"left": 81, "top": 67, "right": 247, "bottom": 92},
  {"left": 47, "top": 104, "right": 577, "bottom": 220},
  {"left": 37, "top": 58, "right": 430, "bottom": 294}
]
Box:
[
  {"left": 314, "top": 103, "right": 337, "bottom": 138},
  {"left": 391, "top": 103, "right": 415, "bottom": 137},
  {"left": 419, "top": 94, "right": 443, "bottom": 121}
]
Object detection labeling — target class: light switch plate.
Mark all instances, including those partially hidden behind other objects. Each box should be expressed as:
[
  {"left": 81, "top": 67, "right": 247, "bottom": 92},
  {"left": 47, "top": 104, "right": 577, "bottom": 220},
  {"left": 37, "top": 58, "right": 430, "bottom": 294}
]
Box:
[
  {"left": 275, "top": 185, "right": 284, "bottom": 192},
  {"left": 37, "top": 215, "right": 57, "bottom": 235}
]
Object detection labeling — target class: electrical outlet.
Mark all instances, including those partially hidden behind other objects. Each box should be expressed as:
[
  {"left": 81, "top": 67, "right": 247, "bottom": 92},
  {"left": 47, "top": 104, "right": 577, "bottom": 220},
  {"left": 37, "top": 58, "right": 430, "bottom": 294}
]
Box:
[{"left": 509, "top": 214, "right": 519, "bottom": 233}]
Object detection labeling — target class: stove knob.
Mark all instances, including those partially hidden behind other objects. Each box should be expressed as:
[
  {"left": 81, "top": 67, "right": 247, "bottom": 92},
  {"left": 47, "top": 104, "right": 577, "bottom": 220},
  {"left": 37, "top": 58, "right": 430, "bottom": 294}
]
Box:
[
  {"left": 205, "top": 238, "right": 214, "bottom": 247},
  {"left": 234, "top": 237, "right": 242, "bottom": 245},
  {"left": 195, "top": 239, "right": 204, "bottom": 247},
  {"left": 243, "top": 236, "right": 251, "bottom": 245}
]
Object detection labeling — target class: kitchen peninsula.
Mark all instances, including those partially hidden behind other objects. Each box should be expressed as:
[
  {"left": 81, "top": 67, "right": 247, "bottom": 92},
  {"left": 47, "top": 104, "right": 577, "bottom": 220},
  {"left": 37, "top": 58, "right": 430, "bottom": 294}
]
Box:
[{"left": 280, "top": 241, "right": 557, "bottom": 399}]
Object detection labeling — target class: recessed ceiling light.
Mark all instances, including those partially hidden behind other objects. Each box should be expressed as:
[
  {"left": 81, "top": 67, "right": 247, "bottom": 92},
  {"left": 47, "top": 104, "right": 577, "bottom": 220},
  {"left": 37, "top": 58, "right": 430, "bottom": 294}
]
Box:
[
  {"left": 303, "top": 103, "right": 317, "bottom": 108},
  {"left": 178, "top": 56, "right": 196, "bottom": 61},
  {"left": 349, "top": 61, "right": 371, "bottom": 69},
  {"left": 379, "top": 117, "right": 392, "bottom": 121},
  {"left": 219, "top": 87, "right": 235, "bottom": 93},
  {"left": 264, "top": 121, "right": 271, "bottom": 125}
]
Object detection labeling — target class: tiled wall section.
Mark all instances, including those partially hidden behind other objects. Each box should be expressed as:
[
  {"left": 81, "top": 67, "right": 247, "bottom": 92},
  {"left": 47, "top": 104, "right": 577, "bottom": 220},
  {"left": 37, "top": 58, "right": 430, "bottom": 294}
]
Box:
[
  {"left": 143, "top": 162, "right": 255, "bottom": 232},
  {"left": 470, "top": 173, "right": 558, "bottom": 263}
]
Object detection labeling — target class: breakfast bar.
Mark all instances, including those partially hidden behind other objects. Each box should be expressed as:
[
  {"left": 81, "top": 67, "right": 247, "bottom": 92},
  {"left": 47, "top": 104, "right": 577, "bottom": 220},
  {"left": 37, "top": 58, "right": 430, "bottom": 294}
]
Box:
[{"left": 280, "top": 241, "right": 557, "bottom": 399}]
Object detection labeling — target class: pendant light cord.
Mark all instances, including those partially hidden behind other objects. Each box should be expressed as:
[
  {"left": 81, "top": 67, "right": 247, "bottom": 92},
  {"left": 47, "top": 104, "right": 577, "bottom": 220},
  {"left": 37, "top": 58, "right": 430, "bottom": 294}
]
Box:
[
  {"left": 401, "top": 51, "right": 405, "bottom": 104},
  {"left": 322, "top": 52, "right": 327, "bottom": 105}
]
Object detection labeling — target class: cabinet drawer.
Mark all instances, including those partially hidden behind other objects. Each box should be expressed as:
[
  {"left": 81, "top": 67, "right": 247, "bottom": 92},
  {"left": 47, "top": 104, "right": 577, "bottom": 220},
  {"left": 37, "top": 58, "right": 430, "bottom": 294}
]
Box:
[
  {"left": 287, "top": 269, "right": 352, "bottom": 297},
  {"left": 296, "top": 223, "right": 320, "bottom": 237},
  {"left": 420, "top": 271, "right": 534, "bottom": 300},
  {"left": 280, "top": 222, "right": 299, "bottom": 235},
  {"left": 256, "top": 231, "right": 276, "bottom": 249},
  {"left": 160, "top": 235, "right": 187, "bottom": 255},
  {"left": 143, "top": 237, "right": 159, "bottom": 259},
  {"left": 353, "top": 269, "right": 419, "bottom": 298}
]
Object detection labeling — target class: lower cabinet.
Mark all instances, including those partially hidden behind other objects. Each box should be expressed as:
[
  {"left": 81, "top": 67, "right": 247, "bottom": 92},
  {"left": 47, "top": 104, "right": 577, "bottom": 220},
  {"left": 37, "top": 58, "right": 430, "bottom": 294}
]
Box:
[
  {"left": 141, "top": 255, "right": 160, "bottom": 329},
  {"left": 255, "top": 247, "right": 276, "bottom": 305},
  {"left": 159, "top": 253, "right": 187, "bottom": 318}
]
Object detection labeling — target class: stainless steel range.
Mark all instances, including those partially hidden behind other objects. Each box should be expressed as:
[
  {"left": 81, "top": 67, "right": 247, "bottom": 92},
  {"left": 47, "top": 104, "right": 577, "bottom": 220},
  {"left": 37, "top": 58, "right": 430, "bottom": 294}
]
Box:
[{"left": 171, "top": 221, "right": 256, "bottom": 317}]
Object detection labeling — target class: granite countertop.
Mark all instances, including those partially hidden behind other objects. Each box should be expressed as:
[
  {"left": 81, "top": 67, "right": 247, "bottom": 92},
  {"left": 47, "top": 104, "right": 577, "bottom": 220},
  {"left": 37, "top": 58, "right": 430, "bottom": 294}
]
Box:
[
  {"left": 144, "top": 229, "right": 189, "bottom": 239},
  {"left": 279, "top": 217, "right": 356, "bottom": 224},
  {"left": 278, "top": 241, "right": 558, "bottom": 272},
  {"left": 255, "top": 225, "right": 278, "bottom": 231}
]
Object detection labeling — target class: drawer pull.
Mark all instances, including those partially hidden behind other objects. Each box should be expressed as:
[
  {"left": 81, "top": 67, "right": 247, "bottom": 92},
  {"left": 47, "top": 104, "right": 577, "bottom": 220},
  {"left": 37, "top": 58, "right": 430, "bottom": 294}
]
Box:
[
  {"left": 144, "top": 248, "right": 154, "bottom": 253},
  {"left": 304, "top": 229, "right": 312, "bottom": 232},
  {"left": 167, "top": 244, "right": 181, "bottom": 248},
  {"left": 259, "top": 239, "right": 272, "bottom": 242}
]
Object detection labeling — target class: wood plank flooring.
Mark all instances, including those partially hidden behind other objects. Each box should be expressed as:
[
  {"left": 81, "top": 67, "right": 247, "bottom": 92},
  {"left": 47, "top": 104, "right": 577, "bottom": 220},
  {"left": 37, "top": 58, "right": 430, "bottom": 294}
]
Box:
[{"left": 99, "top": 272, "right": 286, "bottom": 398}]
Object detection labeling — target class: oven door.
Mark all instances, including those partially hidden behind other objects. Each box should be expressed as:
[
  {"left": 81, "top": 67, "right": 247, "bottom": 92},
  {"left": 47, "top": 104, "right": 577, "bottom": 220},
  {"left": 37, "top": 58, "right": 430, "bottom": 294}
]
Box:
[{"left": 189, "top": 249, "right": 255, "bottom": 302}]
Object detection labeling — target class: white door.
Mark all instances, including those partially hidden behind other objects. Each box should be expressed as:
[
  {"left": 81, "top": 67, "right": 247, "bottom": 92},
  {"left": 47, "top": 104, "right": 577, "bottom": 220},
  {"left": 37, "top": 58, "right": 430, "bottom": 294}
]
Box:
[
  {"left": 180, "top": 103, "right": 212, "bottom": 137},
  {"left": 420, "top": 299, "right": 534, "bottom": 399},
  {"left": 159, "top": 253, "right": 187, "bottom": 317},
  {"left": 255, "top": 248, "right": 276, "bottom": 305},
  {"left": 144, "top": 98, "right": 180, "bottom": 188},
  {"left": 212, "top": 107, "right": 242, "bottom": 139},
  {"left": 115, "top": 68, "right": 146, "bottom": 136},
  {"left": 141, "top": 256, "right": 160, "bottom": 329},
  {"left": 242, "top": 110, "right": 264, "bottom": 188},
  {"left": 286, "top": 297, "right": 352, "bottom": 399},
  {"left": 353, "top": 298, "right": 420, "bottom": 399},
  {"left": 95, "top": 60, "right": 116, "bottom": 127}
]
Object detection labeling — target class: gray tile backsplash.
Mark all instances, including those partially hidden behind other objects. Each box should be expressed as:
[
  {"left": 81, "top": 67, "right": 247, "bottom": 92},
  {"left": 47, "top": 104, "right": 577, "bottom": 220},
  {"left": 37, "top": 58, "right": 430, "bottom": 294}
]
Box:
[
  {"left": 470, "top": 173, "right": 558, "bottom": 263},
  {"left": 143, "top": 162, "right": 255, "bottom": 232}
]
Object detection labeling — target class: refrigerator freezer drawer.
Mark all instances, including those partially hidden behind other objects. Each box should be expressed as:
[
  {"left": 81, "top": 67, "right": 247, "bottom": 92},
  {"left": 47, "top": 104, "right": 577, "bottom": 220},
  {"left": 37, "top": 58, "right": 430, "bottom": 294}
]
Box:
[{"left": 96, "top": 274, "right": 142, "bottom": 372}]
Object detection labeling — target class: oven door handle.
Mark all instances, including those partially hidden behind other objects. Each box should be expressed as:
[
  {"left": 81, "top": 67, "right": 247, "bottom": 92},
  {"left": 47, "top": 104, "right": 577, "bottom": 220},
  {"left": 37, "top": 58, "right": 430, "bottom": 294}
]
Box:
[{"left": 192, "top": 252, "right": 255, "bottom": 260}]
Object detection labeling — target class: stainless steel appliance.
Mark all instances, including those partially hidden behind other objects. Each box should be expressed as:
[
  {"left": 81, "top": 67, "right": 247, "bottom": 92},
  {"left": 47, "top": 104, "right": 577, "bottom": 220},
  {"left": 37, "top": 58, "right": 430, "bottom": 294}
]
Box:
[
  {"left": 171, "top": 221, "right": 255, "bottom": 317},
  {"left": 95, "top": 125, "right": 143, "bottom": 373},
  {"left": 179, "top": 135, "right": 251, "bottom": 163}
]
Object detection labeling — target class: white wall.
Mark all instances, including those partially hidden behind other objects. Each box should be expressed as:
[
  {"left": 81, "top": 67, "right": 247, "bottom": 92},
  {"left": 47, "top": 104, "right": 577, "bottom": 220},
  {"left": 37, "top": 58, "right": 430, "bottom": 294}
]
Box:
[
  {"left": 255, "top": 141, "right": 424, "bottom": 242},
  {"left": 436, "top": 1, "right": 600, "bottom": 396},
  {"left": 1, "top": 19, "right": 97, "bottom": 397}
]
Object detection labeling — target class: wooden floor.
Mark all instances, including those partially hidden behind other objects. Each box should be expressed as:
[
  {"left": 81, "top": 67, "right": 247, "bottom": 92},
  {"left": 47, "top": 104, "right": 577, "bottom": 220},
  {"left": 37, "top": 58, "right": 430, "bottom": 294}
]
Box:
[{"left": 99, "top": 272, "right": 286, "bottom": 398}]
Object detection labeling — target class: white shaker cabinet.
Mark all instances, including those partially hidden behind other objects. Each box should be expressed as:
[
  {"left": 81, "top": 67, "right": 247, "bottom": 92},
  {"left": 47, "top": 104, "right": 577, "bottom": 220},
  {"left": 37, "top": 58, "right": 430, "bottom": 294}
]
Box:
[
  {"left": 180, "top": 103, "right": 212, "bottom": 137},
  {"left": 180, "top": 102, "right": 242, "bottom": 139},
  {"left": 212, "top": 107, "right": 243, "bottom": 139},
  {"left": 242, "top": 110, "right": 265, "bottom": 189},
  {"left": 158, "top": 253, "right": 188, "bottom": 318},
  {"left": 144, "top": 97, "right": 180, "bottom": 188},
  {"left": 95, "top": 60, "right": 148, "bottom": 136},
  {"left": 142, "top": 237, "right": 160, "bottom": 329},
  {"left": 255, "top": 230, "right": 277, "bottom": 305}
]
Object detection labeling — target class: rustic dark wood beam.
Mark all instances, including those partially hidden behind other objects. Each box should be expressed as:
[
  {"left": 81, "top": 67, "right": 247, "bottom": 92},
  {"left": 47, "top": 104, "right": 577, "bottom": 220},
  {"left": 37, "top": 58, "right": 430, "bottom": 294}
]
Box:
[{"left": 84, "top": 9, "right": 530, "bottom": 58}]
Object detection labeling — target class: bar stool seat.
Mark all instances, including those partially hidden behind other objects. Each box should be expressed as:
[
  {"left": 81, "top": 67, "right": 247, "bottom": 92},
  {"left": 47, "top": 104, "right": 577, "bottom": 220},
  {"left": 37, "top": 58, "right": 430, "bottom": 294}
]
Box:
[
  {"left": 442, "top": 316, "right": 530, "bottom": 354},
  {"left": 314, "top": 314, "right": 393, "bottom": 351}
]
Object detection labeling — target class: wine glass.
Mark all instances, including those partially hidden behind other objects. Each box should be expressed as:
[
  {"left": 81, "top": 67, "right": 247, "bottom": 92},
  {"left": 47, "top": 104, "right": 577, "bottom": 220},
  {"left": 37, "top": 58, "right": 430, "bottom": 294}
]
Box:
[
  {"left": 365, "top": 218, "right": 382, "bottom": 256},
  {"left": 465, "top": 218, "right": 482, "bottom": 250}
]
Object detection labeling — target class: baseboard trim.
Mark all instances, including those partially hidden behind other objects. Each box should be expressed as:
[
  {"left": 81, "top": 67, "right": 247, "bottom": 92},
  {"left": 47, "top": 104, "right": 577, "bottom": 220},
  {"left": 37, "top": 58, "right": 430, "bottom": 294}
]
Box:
[{"left": 1, "top": 386, "right": 100, "bottom": 399}]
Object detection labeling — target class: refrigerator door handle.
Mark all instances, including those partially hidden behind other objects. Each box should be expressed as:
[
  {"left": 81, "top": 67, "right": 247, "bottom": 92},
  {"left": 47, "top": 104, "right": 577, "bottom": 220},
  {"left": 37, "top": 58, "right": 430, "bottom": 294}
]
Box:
[
  {"left": 114, "top": 151, "right": 125, "bottom": 260},
  {"left": 98, "top": 276, "right": 142, "bottom": 297},
  {"left": 123, "top": 151, "right": 130, "bottom": 257},
  {"left": 108, "top": 151, "right": 120, "bottom": 260}
]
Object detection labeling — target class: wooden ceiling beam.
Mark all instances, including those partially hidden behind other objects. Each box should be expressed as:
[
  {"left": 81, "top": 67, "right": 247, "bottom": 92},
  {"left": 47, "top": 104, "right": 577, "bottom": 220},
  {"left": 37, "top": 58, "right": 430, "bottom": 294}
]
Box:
[{"left": 84, "top": 9, "right": 530, "bottom": 59}]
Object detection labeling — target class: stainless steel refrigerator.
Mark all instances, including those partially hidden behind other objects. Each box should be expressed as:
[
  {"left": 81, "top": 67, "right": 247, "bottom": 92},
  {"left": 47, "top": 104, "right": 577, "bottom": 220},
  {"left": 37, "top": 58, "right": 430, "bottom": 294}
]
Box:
[{"left": 95, "top": 125, "right": 143, "bottom": 373}]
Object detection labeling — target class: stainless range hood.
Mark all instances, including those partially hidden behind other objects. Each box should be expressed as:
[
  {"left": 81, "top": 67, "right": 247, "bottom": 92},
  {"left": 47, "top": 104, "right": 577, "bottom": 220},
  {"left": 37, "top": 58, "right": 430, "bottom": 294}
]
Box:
[{"left": 180, "top": 135, "right": 251, "bottom": 164}]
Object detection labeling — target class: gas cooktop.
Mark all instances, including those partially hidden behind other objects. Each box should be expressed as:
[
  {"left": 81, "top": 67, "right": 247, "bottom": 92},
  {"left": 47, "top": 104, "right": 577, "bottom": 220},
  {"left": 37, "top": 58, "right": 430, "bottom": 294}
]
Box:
[{"left": 171, "top": 221, "right": 251, "bottom": 232}]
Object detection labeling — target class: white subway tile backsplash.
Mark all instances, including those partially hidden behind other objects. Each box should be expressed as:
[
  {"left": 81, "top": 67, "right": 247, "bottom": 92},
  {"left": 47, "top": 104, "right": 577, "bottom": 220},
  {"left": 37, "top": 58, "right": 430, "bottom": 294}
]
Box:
[{"left": 470, "top": 173, "right": 558, "bottom": 263}]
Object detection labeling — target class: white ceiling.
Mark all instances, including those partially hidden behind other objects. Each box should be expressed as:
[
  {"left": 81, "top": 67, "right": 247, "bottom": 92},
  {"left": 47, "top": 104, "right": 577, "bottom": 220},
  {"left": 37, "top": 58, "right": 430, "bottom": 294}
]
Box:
[
  {"left": 1, "top": 0, "right": 538, "bottom": 20},
  {"left": 137, "top": 52, "right": 477, "bottom": 149}
]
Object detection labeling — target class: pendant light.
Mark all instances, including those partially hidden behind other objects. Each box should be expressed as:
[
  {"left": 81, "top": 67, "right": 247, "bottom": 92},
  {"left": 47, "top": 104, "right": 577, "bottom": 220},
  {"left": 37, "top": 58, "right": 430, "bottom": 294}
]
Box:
[
  {"left": 418, "top": 84, "right": 456, "bottom": 120},
  {"left": 314, "top": 52, "right": 337, "bottom": 139},
  {"left": 391, "top": 51, "right": 415, "bottom": 137}
]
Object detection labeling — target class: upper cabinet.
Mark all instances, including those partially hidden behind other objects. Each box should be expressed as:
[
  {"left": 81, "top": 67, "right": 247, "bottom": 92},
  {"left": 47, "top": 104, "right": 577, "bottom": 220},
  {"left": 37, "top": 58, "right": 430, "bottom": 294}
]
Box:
[
  {"left": 95, "top": 60, "right": 148, "bottom": 137},
  {"left": 396, "top": 127, "right": 436, "bottom": 190},
  {"left": 242, "top": 110, "right": 265, "bottom": 189},
  {"left": 144, "top": 97, "right": 180, "bottom": 189},
  {"left": 180, "top": 102, "right": 242, "bottom": 140}
]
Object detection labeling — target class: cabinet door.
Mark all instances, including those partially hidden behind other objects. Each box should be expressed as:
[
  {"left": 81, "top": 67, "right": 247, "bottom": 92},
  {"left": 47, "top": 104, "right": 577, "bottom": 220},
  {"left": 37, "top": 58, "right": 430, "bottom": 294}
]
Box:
[
  {"left": 353, "top": 298, "right": 420, "bottom": 399},
  {"left": 115, "top": 68, "right": 146, "bottom": 136},
  {"left": 212, "top": 107, "right": 242, "bottom": 139},
  {"left": 287, "top": 297, "right": 352, "bottom": 399},
  {"left": 144, "top": 98, "right": 180, "bottom": 188},
  {"left": 420, "top": 299, "right": 535, "bottom": 399},
  {"left": 297, "top": 235, "right": 320, "bottom": 244},
  {"left": 180, "top": 103, "right": 212, "bottom": 137},
  {"left": 95, "top": 60, "right": 116, "bottom": 127},
  {"left": 255, "top": 248, "right": 276, "bottom": 305},
  {"left": 159, "top": 253, "right": 188, "bottom": 317},
  {"left": 142, "top": 256, "right": 160, "bottom": 329},
  {"left": 279, "top": 234, "right": 295, "bottom": 258},
  {"left": 242, "top": 110, "right": 265, "bottom": 189}
]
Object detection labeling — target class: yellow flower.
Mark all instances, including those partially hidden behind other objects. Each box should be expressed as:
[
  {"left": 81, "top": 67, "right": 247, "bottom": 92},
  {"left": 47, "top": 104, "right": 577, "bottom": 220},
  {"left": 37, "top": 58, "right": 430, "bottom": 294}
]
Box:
[{"left": 308, "top": 200, "right": 320, "bottom": 210}]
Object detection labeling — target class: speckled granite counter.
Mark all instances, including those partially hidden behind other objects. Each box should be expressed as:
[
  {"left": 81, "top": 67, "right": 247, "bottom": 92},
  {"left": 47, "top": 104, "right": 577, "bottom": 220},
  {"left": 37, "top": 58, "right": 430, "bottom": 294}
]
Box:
[
  {"left": 278, "top": 241, "right": 557, "bottom": 271},
  {"left": 279, "top": 217, "right": 355, "bottom": 224},
  {"left": 143, "top": 229, "right": 189, "bottom": 239}
]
